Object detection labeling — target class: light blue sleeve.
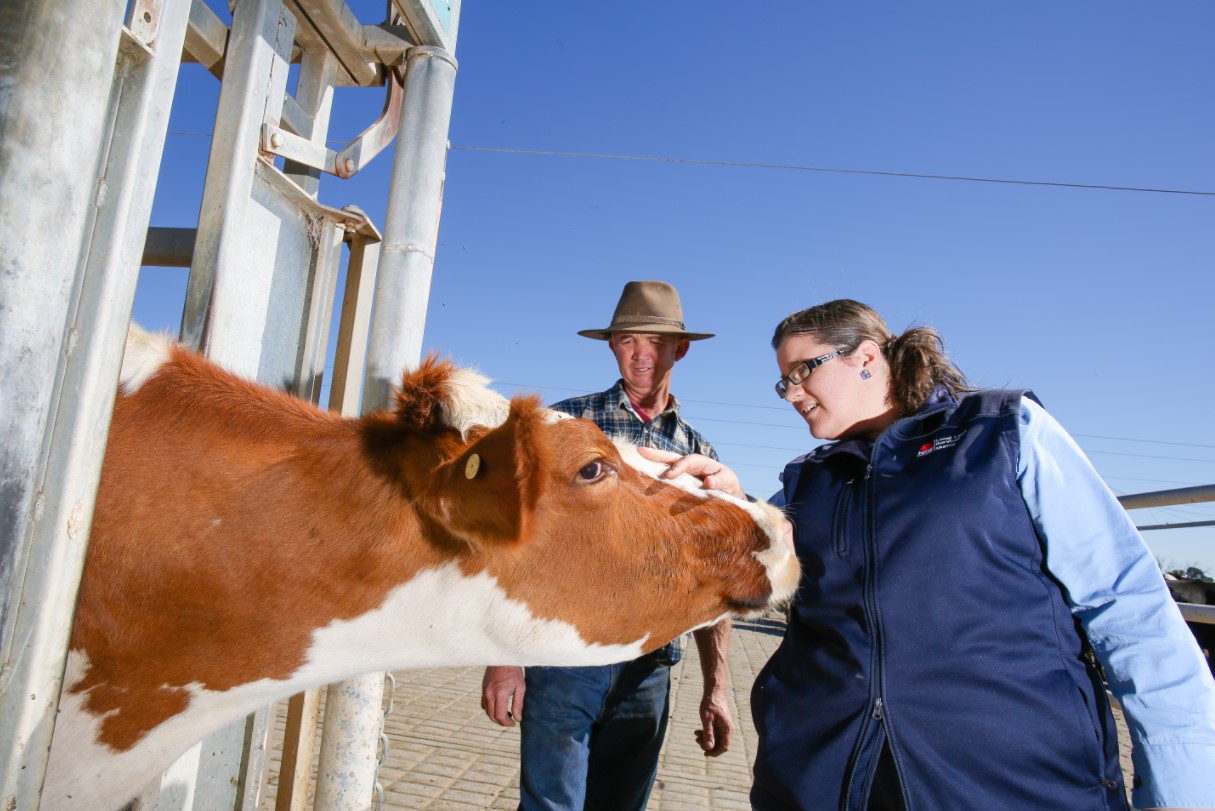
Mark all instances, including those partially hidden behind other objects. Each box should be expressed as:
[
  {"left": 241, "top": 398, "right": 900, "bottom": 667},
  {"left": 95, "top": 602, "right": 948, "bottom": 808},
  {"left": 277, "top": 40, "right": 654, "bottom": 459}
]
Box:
[{"left": 1017, "top": 397, "right": 1215, "bottom": 809}]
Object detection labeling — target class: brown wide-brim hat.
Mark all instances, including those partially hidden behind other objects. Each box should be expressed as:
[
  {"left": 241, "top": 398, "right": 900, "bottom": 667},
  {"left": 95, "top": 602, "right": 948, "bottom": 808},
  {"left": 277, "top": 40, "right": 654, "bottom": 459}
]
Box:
[{"left": 577, "top": 280, "right": 715, "bottom": 341}]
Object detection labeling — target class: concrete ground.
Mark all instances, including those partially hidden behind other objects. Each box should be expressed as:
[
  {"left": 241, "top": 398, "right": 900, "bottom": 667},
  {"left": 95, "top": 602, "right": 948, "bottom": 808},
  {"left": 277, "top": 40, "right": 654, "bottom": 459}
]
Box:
[{"left": 261, "top": 609, "right": 1134, "bottom": 809}]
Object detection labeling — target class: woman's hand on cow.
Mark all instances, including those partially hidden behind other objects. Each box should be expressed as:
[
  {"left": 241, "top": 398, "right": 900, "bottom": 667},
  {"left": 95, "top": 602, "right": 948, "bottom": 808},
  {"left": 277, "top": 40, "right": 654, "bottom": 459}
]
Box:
[
  {"left": 481, "top": 665, "right": 525, "bottom": 726},
  {"left": 636, "top": 447, "right": 746, "bottom": 500}
]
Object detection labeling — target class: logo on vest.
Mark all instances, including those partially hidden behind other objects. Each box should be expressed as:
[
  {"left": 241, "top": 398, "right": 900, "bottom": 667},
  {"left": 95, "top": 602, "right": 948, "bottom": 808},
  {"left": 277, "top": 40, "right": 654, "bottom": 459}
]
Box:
[{"left": 917, "top": 433, "right": 964, "bottom": 457}]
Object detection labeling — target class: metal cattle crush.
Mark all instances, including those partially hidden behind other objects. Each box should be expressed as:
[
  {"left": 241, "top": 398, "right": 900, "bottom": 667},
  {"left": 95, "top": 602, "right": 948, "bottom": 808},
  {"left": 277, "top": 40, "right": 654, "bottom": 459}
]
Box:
[{"left": 1, "top": 0, "right": 461, "bottom": 807}]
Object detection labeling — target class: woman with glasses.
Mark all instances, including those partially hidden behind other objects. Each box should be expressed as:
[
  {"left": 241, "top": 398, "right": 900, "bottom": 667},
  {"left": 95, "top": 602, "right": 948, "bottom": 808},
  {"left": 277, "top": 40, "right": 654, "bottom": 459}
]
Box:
[{"left": 642, "top": 299, "right": 1215, "bottom": 811}]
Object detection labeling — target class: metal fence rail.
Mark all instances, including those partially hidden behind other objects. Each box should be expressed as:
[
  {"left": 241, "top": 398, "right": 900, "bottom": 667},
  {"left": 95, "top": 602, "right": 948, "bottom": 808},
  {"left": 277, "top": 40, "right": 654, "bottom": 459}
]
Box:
[{"left": 1118, "top": 484, "right": 1215, "bottom": 627}]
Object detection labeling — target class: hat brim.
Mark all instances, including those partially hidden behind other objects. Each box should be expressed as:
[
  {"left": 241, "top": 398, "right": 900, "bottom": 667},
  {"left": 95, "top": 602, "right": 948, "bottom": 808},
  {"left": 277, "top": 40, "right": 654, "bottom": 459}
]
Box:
[{"left": 577, "top": 326, "right": 714, "bottom": 341}]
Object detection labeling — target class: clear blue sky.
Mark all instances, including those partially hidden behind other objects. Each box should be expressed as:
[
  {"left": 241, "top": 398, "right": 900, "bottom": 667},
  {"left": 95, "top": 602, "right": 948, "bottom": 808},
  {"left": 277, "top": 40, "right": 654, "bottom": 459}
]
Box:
[{"left": 135, "top": 1, "right": 1215, "bottom": 572}]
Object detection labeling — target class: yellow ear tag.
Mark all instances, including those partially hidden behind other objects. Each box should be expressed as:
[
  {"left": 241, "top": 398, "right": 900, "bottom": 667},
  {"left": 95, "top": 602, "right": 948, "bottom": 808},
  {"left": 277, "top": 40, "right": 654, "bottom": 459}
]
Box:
[{"left": 464, "top": 453, "right": 481, "bottom": 480}]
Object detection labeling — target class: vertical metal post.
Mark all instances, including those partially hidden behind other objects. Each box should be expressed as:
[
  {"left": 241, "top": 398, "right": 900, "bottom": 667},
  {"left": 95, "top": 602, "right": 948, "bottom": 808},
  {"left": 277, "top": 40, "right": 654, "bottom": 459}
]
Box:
[
  {"left": 166, "top": 1, "right": 296, "bottom": 806},
  {"left": 181, "top": 0, "right": 294, "bottom": 365},
  {"left": 362, "top": 45, "right": 459, "bottom": 407},
  {"left": 294, "top": 216, "right": 346, "bottom": 403},
  {"left": 0, "top": 0, "right": 122, "bottom": 662},
  {"left": 284, "top": 49, "right": 339, "bottom": 197},
  {"left": 313, "top": 672, "right": 389, "bottom": 810},
  {"left": 312, "top": 44, "right": 458, "bottom": 811},
  {"left": 328, "top": 232, "right": 382, "bottom": 416},
  {"left": 275, "top": 689, "right": 322, "bottom": 811},
  {"left": 0, "top": 0, "right": 190, "bottom": 805}
]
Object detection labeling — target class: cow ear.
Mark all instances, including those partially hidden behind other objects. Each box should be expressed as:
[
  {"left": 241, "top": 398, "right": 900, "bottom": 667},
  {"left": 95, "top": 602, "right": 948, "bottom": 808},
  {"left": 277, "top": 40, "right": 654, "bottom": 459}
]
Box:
[
  {"left": 429, "top": 395, "right": 550, "bottom": 546},
  {"left": 394, "top": 355, "right": 510, "bottom": 436},
  {"left": 393, "top": 355, "right": 453, "bottom": 431}
]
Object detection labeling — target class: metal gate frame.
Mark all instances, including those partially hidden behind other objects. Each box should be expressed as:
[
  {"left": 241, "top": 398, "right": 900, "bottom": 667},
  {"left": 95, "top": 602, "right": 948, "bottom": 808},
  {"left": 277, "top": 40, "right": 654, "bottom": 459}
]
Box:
[{"left": 0, "top": 0, "right": 461, "bottom": 807}]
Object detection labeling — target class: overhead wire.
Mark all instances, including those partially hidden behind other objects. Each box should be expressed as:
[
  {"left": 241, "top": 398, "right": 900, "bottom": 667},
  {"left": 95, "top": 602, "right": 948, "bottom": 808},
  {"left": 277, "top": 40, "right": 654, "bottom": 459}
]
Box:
[
  {"left": 450, "top": 145, "right": 1215, "bottom": 198},
  {"left": 1075, "top": 433, "right": 1215, "bottom": 450},
  {"left": 164, "top": 131, "right": 1215, "bottom": 198}
]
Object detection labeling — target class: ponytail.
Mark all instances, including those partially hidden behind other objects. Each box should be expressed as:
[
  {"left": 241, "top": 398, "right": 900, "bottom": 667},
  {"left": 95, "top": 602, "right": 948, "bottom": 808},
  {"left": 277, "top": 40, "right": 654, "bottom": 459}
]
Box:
[{"left": 884, "top": 326, "right": 970, "bottom": 415}]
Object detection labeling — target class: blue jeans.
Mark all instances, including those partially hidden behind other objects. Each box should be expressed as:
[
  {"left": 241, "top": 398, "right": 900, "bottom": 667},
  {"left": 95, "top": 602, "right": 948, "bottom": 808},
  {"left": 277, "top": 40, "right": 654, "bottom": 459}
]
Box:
[{"left": 519, "top": 651, "right": 673, "bottom": 811}]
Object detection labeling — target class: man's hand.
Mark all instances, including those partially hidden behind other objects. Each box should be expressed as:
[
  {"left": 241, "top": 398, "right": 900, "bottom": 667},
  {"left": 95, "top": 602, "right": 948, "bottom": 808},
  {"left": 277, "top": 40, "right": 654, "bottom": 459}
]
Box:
[
  {"left": 481, "top": 665, "right": 525, "bottom": 726},
  {"left": 696, "top": 683, "right": 734, "bottom": 757},
  {"left": 636, "top": 447, "right": 745, "bottom": 500},
  {"left": 692, "top": 621, "right": 735, "bottom": 757}
]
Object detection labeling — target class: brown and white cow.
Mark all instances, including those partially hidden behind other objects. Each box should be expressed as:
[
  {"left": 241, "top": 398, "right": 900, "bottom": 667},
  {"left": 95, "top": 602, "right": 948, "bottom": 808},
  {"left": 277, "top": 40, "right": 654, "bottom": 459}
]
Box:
[{"left": 44, "top": 326, "right": 799, "bottom": 809}]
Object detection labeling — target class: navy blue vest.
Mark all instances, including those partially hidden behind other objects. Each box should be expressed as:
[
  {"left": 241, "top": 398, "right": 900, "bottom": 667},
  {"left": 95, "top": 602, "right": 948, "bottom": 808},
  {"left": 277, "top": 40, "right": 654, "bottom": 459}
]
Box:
[{"left": 751, "top": 389, "right": 1128, "bottom": 811}]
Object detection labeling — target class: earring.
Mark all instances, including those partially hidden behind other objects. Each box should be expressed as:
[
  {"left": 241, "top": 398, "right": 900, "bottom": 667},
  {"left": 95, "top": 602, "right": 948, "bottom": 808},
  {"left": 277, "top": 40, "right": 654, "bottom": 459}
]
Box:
[{"left": 860, "top": 369, "right": 872, "bottom": 379}]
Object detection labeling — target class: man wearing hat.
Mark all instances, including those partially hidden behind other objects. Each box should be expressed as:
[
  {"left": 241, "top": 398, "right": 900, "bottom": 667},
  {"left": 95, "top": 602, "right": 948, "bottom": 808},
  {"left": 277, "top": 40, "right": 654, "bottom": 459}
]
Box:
[{"left": 480, "top": 280, "right": 734, "bottom": 811}]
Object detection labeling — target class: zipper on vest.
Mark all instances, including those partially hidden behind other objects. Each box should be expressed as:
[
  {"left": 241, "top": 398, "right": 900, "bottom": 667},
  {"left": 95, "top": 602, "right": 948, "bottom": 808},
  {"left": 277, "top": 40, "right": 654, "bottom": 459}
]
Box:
[
  {"left": 863, "top": 456, "right": 910, "bottom": 809},
  {"left": 864, "top": 458, "right": 889, "bottom": 800},
  {"left": 843, "top": 700, "right": 890, "bottom": 810},
  {"left": 842, "top": 458, "right": 890, "bottom": 811}
]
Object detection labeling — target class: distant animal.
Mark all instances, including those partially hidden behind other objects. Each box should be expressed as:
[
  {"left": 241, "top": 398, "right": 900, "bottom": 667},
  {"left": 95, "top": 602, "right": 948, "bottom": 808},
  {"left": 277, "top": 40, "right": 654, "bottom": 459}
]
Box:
[
  {"left": 1165, "top": 573, "right": 1214, "bottom": 605},
  {"left": 44, "top": 326, "right": 799, "bottom": 810}
]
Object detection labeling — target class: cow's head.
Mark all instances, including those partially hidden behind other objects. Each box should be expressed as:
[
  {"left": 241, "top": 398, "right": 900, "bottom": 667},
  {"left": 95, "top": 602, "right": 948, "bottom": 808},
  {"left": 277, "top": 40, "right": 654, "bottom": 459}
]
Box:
[{"left": 392, "top": 359, "right": 799, "bottom": 664}]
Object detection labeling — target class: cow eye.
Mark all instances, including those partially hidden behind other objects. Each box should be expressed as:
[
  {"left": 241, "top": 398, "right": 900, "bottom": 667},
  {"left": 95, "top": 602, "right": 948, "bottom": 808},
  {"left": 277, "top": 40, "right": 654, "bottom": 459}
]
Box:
[{"left": 576, "top": 460, "right": 610, "bottom": 484}]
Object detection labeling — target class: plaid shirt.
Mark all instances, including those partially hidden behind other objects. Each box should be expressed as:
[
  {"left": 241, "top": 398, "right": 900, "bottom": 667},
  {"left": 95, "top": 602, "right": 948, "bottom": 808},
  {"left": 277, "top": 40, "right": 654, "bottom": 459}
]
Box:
[{"left": 551, "top": 379, "right": 718, "bottom": 461}]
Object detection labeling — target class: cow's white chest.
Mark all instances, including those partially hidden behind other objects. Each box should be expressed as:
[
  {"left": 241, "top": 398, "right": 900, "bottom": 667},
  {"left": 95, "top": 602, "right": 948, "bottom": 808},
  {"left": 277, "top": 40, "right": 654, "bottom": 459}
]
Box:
[
  {"left": 45, "top": 563, "right": 645, "bottom": 810},
  {"left": 305, "top": 562, "right": 648, "bottom": 673}
]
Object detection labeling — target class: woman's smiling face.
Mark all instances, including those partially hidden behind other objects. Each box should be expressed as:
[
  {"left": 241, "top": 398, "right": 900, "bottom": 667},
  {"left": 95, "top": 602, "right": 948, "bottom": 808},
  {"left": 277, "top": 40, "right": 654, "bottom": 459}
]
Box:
[{"left": 775, "top": 333, "right": 897, "bottom": 441}]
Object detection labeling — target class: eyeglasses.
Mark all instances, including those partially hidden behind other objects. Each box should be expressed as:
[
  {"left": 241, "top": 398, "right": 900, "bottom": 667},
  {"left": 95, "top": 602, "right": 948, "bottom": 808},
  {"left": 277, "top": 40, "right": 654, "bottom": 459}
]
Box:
[{"left": 774, "top": 348, "right": 847, "bottom": 399}]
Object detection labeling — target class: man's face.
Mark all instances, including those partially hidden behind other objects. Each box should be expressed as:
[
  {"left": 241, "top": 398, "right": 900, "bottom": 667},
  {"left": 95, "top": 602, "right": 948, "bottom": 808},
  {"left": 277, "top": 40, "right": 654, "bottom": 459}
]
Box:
[{"left": 608, "top": 332, "right": 690, "bottom": 398}]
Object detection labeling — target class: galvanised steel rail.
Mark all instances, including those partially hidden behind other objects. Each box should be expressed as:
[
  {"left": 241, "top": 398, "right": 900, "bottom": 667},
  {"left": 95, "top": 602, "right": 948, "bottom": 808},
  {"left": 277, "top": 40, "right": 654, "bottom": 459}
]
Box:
[{"left": 1118, "top": 484, "right": 1215, "bottom": 627}]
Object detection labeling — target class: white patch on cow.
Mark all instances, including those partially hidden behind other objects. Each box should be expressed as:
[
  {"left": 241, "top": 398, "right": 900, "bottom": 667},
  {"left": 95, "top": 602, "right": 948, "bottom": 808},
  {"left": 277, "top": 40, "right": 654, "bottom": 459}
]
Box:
[
  {"left": 612, "top": 437, "right": 776, "bottom": 526},
  {"left": 751, "top": 502, "right": 802, "bottom": 605},
  {"left": 45, "top": 563, "right": 646, "bottom": 810},
  {"left": 118, "top": 325, "right": 174, "bottom": 395},
  {"left": 440, "top": 367, "right": 510, "bottom": 437},
  {"left": 48, "top": 655, "right": 219, "bottom": 811},
  {"left": 543, "top": 408, "right": 573, "bottom": 424},
  {"left": 613, "top": 440, "right": 712, "bottom": 498},
  {"left": 303, "top": 562, "right": 648, "bottom": 673},
  {"left": 45, "top": 652, "right": 116, "bottom": 811},
  {"left": 614, "top": 439, "right": 801, "bottom": 607}
]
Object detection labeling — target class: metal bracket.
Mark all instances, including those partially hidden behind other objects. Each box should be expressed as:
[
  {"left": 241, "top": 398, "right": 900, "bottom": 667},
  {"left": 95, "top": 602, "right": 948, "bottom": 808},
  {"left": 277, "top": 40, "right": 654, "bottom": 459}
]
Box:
[
  {"left": 260, "top": 66, "right": 405, "bottom": 179},
  {"left": 126, "top": 0, "right": 164, "bottom": 47}
]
